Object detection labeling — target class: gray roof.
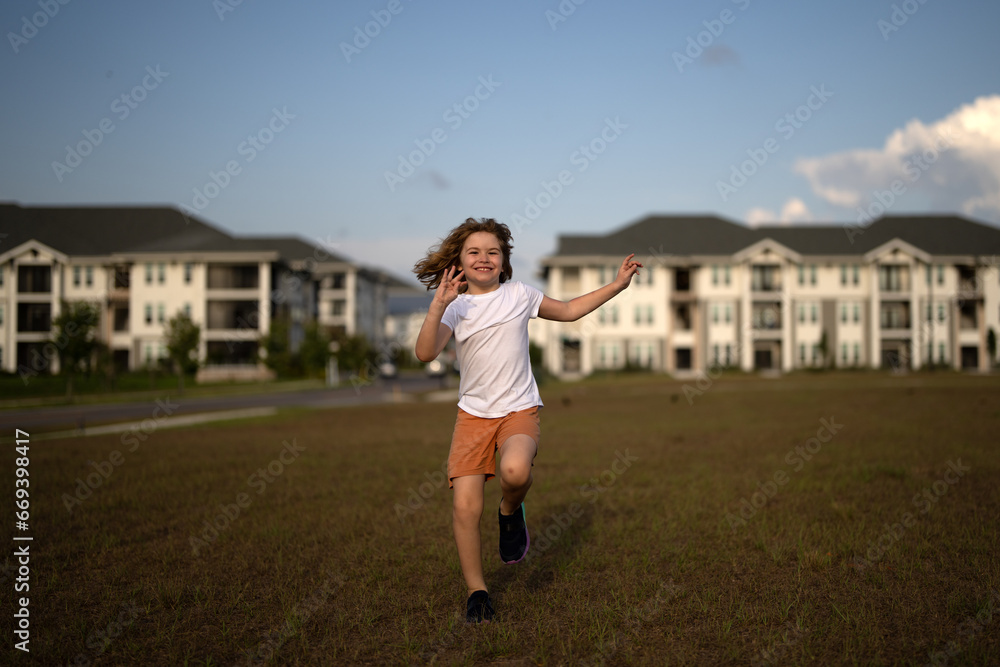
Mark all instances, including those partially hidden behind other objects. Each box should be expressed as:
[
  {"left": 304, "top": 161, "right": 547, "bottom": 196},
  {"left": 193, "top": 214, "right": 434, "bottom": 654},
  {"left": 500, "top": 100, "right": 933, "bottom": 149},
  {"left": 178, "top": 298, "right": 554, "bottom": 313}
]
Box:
[
  {"left": 0, "top": 203, "right": 240, "bottom": 255},
  {"left": 548, "top": 214, "right": 1000, "bottom": 259}
]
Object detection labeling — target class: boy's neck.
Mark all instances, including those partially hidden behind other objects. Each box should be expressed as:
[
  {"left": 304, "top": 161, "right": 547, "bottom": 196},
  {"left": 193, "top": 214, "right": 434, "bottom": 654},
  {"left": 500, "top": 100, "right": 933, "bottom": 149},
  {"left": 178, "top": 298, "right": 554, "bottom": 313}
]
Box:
[{"left": 466, "top": 282, "right": 502, "bottom": 295}]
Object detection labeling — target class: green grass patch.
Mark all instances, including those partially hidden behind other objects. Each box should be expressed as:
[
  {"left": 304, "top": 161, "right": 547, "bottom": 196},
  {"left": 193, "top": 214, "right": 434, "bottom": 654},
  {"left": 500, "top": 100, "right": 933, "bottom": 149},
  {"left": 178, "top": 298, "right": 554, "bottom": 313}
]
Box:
[{"left": 5, "top": 372, "right": 999, "bottom": 664}]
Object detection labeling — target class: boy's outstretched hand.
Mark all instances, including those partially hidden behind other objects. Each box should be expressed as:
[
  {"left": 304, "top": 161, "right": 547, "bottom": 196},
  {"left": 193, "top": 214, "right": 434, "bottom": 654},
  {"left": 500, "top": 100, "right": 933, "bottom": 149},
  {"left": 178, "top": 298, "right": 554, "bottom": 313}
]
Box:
[
  {"left": 615, "top": 253, "right": 644, "bottom": 290},
  {"left": 433, "top": 265, "right": 466, "bottom": 309}
]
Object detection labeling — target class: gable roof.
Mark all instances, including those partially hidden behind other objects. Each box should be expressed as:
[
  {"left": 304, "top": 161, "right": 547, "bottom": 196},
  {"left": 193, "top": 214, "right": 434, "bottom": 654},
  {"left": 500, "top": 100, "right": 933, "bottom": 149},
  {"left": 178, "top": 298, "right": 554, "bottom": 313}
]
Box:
[{"left": 546, "top": 213, "right": 1000, "bottom": 260}]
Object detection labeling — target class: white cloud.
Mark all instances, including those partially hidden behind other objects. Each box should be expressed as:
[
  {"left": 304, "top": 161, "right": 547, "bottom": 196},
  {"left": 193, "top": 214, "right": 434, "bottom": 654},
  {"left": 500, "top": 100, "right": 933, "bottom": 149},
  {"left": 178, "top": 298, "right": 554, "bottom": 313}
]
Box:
[
  {"left": 745, "top": 197, "right": 814, "bottom": 227},
  {"left": 794, "top": 95, "right": 1000, "bottom": 221}
]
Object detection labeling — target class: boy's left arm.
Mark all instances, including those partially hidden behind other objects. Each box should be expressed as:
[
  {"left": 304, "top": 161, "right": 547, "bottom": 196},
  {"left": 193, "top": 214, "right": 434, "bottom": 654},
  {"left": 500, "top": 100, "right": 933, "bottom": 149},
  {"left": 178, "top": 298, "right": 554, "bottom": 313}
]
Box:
[{"left": 538, "top": 253, "right": 643, "bottom": 322}]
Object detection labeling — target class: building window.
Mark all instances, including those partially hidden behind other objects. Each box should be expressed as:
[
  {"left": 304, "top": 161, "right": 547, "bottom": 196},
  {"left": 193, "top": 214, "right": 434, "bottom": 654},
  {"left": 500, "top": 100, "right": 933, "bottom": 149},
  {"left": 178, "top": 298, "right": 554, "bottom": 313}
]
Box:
[
  {"left": 938, "top": 342, "right": 945, "bottom": 363},
  {"left": 145, "top": 263, "right": 153, "bottom": 285},
  {"left": 938, "top": 304, "right": 945, "bottom": 322},
  {"left": 926, "top": 265, "right": 932, "bottom": 286},
  {"left": 841, "top": 265, "right": 847, "bottom": 286},
  {"left": 712, "top": 305, "right": 719, "bottom": 324},
  {"left": 611, "top": 305, "right": 618, "bottom": 325},
  {"left": 724, "top": 304, "right": 731, "bottom": 323},
  {"left": 798, "top": 305, "right": 805, "bottom": 324},
  {"left": 332, "top": 272, "right": 346, "bottom": 289},
  {"left": 799, "top": 344, "right": 806, "bottom": 364},
  {"left": 184, "top": 263, "right": 193, "bottom": 284},
  {"left": 183, "top": 303, "right": 191, "bottom": 318},
  {"left": 712, "top": 265, "right": 719, "bottom": 286},
  {"left": 0, "top": 266, "right": 4, "bottom": 286},
  {"left": 725, "top": 344, "right": 732, "bottom": 366},
  {"left": 854, "top": 343, "right": 860, "bottom": 364},
  {"left": 841, "top": 343, "right": 848, "bottom": 365},
  {"left": 158, "top": 263, "right": 166, "bottom": 285},
  {"left": 73, "top": 266, "right": 81, "bottom": 287},
  {"left": 812, "top": 344, "right": 819, "bottom": 365},
  {"left": 647, "top": 305, "right": 654, "bottom": 324},
  {"left": 332, "top": 300, "right": 346, "bottom": 316},
  {"left": 841, "top": 304, "right": 847, "bottom": 323},
  {"left": 599, "top": 308, "right": 606, "bottom": 324},
  {"left": 635, "top": 306, "right": 643, "bottom": 325},
  {"left": 85, "top": 266, "right": 93, "bottom": 287},
  {"left": 145, "top": 304, "right": 153, "bottom": 325},
  {"left": 157, "top": 303, "right": 165, "bottom": 324},
  {"left": 713, "top": 344, "right": 720, "bottom": 365},
  {"left": 937, "top": 265, "right": 944, "bottom": 285},
  {"left": 145, "top": 344, "right": 153, "bottom": 364},
  {"left": 853, "top": 265, "right": 859, "bottom": 285},
  {"left": 853, "top": 304, "right": 860, "bottom": 323},
  {"left": 798, "top": 265, "right": 805, "bottom": 286},
  {"left": 926, "top": 304, "right": 933, "bottom": 322},
  {"left": 0, "top": 305, "right": 4, "bottom": 325},
  {"left": 724, "top": 266, "right": 730, "bottom": 286},
  {"left": 811, "top": 303, "right": 818, "bottom": 323},
  {"left": 810, "top": 265, "right": 817, "bottom": 286}
]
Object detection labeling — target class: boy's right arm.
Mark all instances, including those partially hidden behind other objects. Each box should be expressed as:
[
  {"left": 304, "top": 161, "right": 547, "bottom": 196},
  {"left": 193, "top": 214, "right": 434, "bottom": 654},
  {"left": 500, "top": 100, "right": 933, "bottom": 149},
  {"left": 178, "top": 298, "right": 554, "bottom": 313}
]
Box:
[
  {"left": 415, "top": 265, "right": 464, "bottom": 362},
  {"left": 415, "top": 302, "right": 453, "bottom": 362}
]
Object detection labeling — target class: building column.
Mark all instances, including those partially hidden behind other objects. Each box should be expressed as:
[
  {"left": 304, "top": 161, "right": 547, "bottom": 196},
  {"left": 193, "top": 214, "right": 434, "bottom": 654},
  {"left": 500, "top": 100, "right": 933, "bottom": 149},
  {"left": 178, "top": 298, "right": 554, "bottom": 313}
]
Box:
[{"left": 870, "top": 262, "right": 880, "bottom": 369}]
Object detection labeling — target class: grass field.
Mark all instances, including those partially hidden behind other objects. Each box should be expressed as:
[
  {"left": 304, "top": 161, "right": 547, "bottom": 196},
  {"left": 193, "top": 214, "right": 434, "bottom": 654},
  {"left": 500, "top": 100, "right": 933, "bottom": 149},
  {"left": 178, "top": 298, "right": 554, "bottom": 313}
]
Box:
[{"left": 5, "top": 372, "right": 1000, "bottom": 665}]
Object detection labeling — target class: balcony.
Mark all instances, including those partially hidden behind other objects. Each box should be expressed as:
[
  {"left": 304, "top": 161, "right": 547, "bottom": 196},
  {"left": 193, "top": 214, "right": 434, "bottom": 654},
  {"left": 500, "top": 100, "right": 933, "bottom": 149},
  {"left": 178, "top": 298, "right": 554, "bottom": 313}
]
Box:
[
  {"left": 880, "top": 302, "right": 911, "bottom": 332},
  {"left": 958, "top": 266, "right": 980, "bottom": 297},
  {"left": 108, "top": 266, "right": 131, "bottom": 300},
  {"left": 17, "top": 302, "right": 52, "bottom": 332},
  {"left": 959, "top": 301, "right": 977, "bottom": 330},
  {"left": 751, "top": 303, "right": 782, "bottom": 331},
  {"left": 751, "top": 265, "right": 782, "bottom": 293},
  {"left": 17, "top": 265, "right": 51, "bottom": 294},
  {"left": 878, "top": 265, "right": 911, "bottom": 293},
  {"left": 207, "top": 265, "right": 259, "bottom": 290},
  {"left": 207, "top": 300, "right": 260, "bottom": 331}
]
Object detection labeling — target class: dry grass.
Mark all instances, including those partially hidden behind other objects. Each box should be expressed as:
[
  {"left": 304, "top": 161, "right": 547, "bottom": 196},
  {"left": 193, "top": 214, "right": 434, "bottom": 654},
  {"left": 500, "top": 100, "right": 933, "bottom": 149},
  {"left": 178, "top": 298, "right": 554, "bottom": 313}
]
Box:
[{"left": 4, "top": 371, "right": 999, "bottom": 665}]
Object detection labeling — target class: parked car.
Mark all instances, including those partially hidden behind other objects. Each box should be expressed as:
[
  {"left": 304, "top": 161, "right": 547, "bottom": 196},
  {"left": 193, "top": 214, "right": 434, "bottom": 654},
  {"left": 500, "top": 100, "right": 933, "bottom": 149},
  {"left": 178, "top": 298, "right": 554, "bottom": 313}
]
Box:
[
  {"left": 379, "top": 362, "right": 398, "bottom": 379},
  {"left": 425, "top": 358, "right": 447, "bottom": 378}
]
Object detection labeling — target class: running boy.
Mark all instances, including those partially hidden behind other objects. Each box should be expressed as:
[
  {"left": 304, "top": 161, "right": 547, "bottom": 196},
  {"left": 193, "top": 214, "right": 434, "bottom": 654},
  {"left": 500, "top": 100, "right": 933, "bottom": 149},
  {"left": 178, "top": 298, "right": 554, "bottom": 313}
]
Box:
[{"left": 413, "top": 217, "right": 642, "bottom": 623}]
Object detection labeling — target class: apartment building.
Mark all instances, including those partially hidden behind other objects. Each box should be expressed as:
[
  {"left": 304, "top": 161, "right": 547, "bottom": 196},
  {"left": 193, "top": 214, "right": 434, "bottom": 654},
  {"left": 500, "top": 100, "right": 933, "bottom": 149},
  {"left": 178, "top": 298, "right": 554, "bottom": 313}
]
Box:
[
  {"left": 537, "top": 214, "right": 1000, "bottom": 378},
  {"left": 0, "top": 203, "right": 389, "bottom": 375}
]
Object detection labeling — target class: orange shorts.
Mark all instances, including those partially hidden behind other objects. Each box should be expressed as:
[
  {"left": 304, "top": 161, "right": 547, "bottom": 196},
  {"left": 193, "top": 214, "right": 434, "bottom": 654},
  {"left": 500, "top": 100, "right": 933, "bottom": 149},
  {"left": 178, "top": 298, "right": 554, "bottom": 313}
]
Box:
[{"left": 448, "top": 406, "right": 541, "bottom": 488}]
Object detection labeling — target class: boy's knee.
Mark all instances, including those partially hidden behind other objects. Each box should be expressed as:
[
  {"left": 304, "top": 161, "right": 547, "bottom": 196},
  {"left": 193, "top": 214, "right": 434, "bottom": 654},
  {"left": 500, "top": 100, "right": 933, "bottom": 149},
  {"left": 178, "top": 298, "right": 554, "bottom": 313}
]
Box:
[
  {"left": 501, "top": 462, "right": 531, "bottom": 489},
  {"left": 453, "top": 499, "right": 483, "bottom": 523}
]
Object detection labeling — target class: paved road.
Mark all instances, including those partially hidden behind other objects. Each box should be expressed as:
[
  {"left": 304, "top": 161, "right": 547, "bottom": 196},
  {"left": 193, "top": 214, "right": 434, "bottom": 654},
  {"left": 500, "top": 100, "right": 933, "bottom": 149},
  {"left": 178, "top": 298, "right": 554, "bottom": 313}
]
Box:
[{"left": 0, "top": 375, "right": 453, "bottom": 433}]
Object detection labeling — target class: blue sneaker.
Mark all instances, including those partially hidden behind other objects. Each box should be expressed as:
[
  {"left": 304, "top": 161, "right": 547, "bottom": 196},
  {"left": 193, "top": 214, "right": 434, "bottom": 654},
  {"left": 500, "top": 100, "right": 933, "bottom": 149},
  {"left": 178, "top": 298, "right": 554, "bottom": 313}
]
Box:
[{"left": 498, "top": 502, "right": 529, "bottom": 564}]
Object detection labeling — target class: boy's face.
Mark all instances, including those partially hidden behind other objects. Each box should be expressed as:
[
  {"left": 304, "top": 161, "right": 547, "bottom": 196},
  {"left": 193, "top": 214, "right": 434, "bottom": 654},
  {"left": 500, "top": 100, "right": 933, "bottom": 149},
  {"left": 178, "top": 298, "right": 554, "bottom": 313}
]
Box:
[{"left": 458, "top": 231, "right": 503, "bottom": 294}]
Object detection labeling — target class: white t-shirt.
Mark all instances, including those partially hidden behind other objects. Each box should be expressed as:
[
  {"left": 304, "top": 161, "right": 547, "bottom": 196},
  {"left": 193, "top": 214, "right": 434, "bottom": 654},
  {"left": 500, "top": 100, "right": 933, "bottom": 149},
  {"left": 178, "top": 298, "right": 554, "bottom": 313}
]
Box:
[{"left": 440, "top": 280, "right": 545, "bottom": 418}]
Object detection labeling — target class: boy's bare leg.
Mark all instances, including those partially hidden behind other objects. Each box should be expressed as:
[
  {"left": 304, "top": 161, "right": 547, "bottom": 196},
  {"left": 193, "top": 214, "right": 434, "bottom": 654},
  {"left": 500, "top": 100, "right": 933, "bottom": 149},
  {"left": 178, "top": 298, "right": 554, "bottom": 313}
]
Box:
[
  {"left": 499, "top": 435, "right": 537, "bottom": 515},
  {"left": 452, "top": 474, "right": 487, "bottom": 594}
]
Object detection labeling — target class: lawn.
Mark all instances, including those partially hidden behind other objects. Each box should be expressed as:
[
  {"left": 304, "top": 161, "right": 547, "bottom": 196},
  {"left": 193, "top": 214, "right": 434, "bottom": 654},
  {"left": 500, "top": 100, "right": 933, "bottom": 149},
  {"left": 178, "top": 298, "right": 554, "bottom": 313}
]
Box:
[{"left": 4, "top": 371, "right": 999, "bottom": 665}]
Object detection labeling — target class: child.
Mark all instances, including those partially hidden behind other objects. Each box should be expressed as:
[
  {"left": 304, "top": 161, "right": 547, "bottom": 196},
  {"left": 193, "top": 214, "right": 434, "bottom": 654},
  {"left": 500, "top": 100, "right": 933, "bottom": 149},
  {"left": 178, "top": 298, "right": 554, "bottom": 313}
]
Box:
[{"left": 413, "top": 217, "right": 642, "bottom": 623}]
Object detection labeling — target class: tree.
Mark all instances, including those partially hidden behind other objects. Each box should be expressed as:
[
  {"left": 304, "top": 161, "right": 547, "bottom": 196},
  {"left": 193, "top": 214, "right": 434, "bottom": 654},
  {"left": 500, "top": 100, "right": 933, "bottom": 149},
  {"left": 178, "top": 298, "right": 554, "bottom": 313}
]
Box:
[
  {"left": 164, "top": 312, "right": 200, "bottom": 394},
  {"left": 52, "top": 301, "right": 100, "bottom": 399},
  {"left": 333, "top": 332, "right": 375, "bottom": 376},
  {"left": 988, "top": 327, "right": 997, "bottom": 368},
  {"left": 298, "top": 321, "right": 331, "bottom": 377}
]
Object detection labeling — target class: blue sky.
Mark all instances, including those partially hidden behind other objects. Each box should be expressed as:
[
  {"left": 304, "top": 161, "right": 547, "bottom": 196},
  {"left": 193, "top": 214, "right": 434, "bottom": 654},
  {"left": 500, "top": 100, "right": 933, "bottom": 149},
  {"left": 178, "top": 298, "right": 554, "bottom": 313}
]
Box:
[{"left": 2, "top": 0, "right": 999, "bottom": 288}]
